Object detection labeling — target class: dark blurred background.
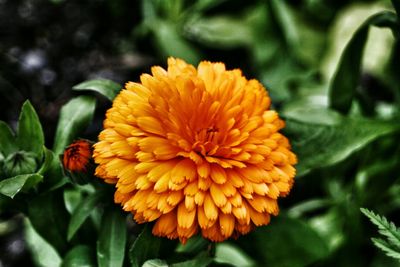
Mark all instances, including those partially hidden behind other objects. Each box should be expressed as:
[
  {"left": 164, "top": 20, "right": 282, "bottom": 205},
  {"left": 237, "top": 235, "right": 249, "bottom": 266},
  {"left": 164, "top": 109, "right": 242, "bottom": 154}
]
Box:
[{"left": 0, "top": 0, "right": 361, "bottom": 145}]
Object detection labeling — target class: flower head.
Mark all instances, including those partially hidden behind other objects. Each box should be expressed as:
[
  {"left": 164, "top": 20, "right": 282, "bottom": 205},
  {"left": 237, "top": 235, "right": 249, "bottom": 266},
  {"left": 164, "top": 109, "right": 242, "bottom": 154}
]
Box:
[{"left": 93, "top": 58, "right": 297, "bottom": 243}]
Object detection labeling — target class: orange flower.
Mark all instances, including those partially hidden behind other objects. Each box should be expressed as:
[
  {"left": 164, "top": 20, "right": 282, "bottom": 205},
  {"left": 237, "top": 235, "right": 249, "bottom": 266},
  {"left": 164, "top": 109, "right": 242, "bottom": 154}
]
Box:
[
  {"left": 63, "top": 139, "right": 92, "bottom": 172},
  {"left": 93, "top": 58, "right": 297, "bottom": 243}
]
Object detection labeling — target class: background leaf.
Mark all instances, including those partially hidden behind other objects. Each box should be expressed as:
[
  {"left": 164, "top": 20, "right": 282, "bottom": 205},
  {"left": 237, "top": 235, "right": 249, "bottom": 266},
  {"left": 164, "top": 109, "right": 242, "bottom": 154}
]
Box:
[
  {"left": 150, "top": 20, "right": 201, "bottom": 64},
  {"left": 97, "top": 208, "right": 127, "bottom": 267},
  {"left": 214, "top": 243, "right": 255, "bottom": 267},
  {"left": 24, "top": 218, "right": 62, "bottom": 267},
  {"left": 68, "top": 192, "right": 104, "bottom": 241},
  {"left": 73, "top": 79, "right": 122, "bottom": 101},
  {"left": 329, "top": 11, "right": 398, "bottom": 114},
  {"left": 285, "top": 113, "right": 400, "bottom": 176},
  {"left": 28, "top": 191, "right": 69, "bottom": 254},
  {"left": 0, "top": 173, "right": 43, "bottom": 198},
  {"left": 171, "top": 253, "right": 213, "bottom": 267},
  {"left": 16, "top": 100, "right": 44, "bottom": 158},
  {"left": 184, "top": 15, "right": 253, "bottom": 48},
  {"left": 129, "top": 225, "right": 161, "bottom": 267},
  {"left": 62, "top": 245, "right": 96, "bottom": 267},
  {"left": 142, "top": 259, "right": 168, "bottom": 267},
  {"left": 239, "top": 216, "right": 329, "bottom": 267},
  {"left": 53, "top": 96, "right": 96, "bottom": 155}
]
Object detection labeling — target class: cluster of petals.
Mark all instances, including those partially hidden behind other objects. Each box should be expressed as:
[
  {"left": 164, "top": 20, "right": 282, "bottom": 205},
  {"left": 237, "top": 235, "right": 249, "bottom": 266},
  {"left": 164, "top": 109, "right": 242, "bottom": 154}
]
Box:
[{"left": 93, "top": 58, "right": 297, "bottom": 243}]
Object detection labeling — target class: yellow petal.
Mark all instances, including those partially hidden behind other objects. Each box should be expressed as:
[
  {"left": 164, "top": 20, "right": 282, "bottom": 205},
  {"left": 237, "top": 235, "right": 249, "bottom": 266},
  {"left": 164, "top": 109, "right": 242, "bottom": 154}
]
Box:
[
  {"left": 204, "top": 194, "right": 218, "bottom": 220},
  {"left": 177, "top": 202, "right": 196, "bottom": 228},
  {"left": 153, "top": 211, "right": 177, "bottom": 236},
  {"left": 197, "top": 162, "right": 210, "bottom": 178},
  {"left": 219, "top": 213, "right": 235, "bottom": 237},
  {"left": 137, "top": 116, "right": 165, "bottom": 136},
  {"left": 171, "top": 159, "right": 197, "bottom": 184},
  {"left": 210, "top": 184, "right": 227, "bottom": 207},
  {"left": 154, "top": 173, "right": 170, "bottom": 193},
  {"left": 210, "top": 164, "right": 227, "bottom": 184},
  {"left": 185, "top": 196, "right": 195, "bottom": 211},
  {"left": 197, "top": 205, "right": 215, "bottom": 229},
  {"left": 167, "top": 190, "right": 183, "bottom": 206}
]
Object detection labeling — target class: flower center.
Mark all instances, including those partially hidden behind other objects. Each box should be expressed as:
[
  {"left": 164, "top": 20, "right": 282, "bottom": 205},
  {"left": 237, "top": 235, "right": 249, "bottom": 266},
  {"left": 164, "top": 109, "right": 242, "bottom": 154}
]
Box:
[{"left": 192, "top": 126, "right": 220, "bottom": 156}]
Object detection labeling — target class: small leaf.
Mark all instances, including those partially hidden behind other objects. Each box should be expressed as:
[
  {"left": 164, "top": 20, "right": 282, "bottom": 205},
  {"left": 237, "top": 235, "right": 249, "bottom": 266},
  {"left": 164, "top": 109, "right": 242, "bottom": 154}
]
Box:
[
  {"left": 97, "top": 208, "right": 127, "bottom": 267},
  {"left": 28, "top": 191, "right": 69, "bottom": 254},
  {"left": 68, "top": 192, "right": 105, "bottom": 241},
  {"left": 372, "top": 238, "right": 400, "bottom": 260},
  {"left": 62, "top": 245, "right": 96, "bottom": 267},
  {"left": 17, "top": 100, "right": 45, "bottom": 157},
  {"left": 130, "top": 225, "right": 161, "bottom": 267},
  {"left": 329, "top": 11, "right": 398, "bottom": 113},
  {"left": 53, "top": 96, "right": 96, "bottom": 155},
  {"left": 0, "top": 121, "right": 17, "bottom": 155},
  {"left": 24, "top": 218, "right": 62, "bottom": 267},
  {"left": 361, "top": 208, "right": 400, "bottom": 248},
  {"left": 143, "top": 259, "right": 168, "bottom": 267},
  {"left": 285, "top": 112, "right": 400, "bottom": 176},
  {"left": 0, "top": 173, "right": 43, "bottom": 198},
  {"left": 73, "top": 79, "right": 122, "bottom": 101}
]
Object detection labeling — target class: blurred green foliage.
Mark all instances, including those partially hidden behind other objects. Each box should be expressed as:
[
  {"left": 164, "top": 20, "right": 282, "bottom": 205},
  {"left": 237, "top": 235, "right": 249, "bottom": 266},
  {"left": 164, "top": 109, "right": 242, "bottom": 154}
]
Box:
[{"left": 1, "top": 0, "right": 400, "bottom": 266}]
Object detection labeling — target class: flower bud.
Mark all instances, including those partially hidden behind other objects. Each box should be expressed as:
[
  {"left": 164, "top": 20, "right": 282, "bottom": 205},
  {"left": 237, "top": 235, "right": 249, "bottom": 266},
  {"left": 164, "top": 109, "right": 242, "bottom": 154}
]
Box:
[
  {"left": 62, "top": 139, "right": 93, "bottom": 184},
  {"left": 2, "top": 151, "right": 37, "bottom": 178}
]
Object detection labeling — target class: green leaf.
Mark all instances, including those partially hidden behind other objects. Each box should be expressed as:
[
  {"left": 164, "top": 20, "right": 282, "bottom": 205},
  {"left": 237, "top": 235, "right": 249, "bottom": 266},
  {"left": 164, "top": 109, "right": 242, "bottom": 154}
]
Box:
[
  {"left": 270, "top": 0, "right": 326, "bottom": 66},
  {"left": 142, "top": 259, "right": 168, "bottom": 267},
  {"left": 285, "top": 113, "right": 400, "bottom": 176},
  {"left": 372, "top": 238, "right": 400, "bottom": 260},
  {"left": 73, "top": 79, "right": 122, "bottom": 101},
  {"left": 68, "top": 192, "right": 104, "bottom": 241},
  {"left": 129, "top": 225, "right": 161, "bottom": 267},
  {"left": 184, "top": 15, "right": 253, "bottom": 48},
  {"left": 40, "top": 149, "right": 69, "bottom": 192},
  {"left": 53, "top": 96, "right": 96, "bottom": 155},
  {"left": 329, "top": 11, "right": 398, "bottom": 114},
  {"left": 0, "top": 121, "right": 17, "bottom": 155},
  {"left": 24, "top": 218, "right": 62, "bottom": 267},
  {"left": 28, "top": 191, "right": 69, "bottom": 254},
  {"left": 97, "top": 208, "right": 127, "bottom": 267},
  {"left": 37, "top": 147, "right": 55, "bottom": 175},
  {"left": 150, "top": 20, "right": 201, "bottom": 64},
  {"left": 361, "top": 208, "right": 400, "bottom": 248},
  {"left": 62, "top": 245, "right": 96, "bottom": 267},
  {"left": 175, "top": 235, "right": 209, "bottom": 254},
  {"left": 0, "top": 173, "right": 43, "bottom": 198},
  {"left": 214, "top": 243, "right": 255, "bottom": 267},
  {"left": 240, "top": 216, "right": 329, "bottom": 267},
  {"left": 171, "top": 254, "right": 213, "bottom": 267},
  {"left": 17, "top": 100, "right": 45, "bottom": 157},
  {"left": 288, "top": 199, "right": 333, "bottom": 218}
]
